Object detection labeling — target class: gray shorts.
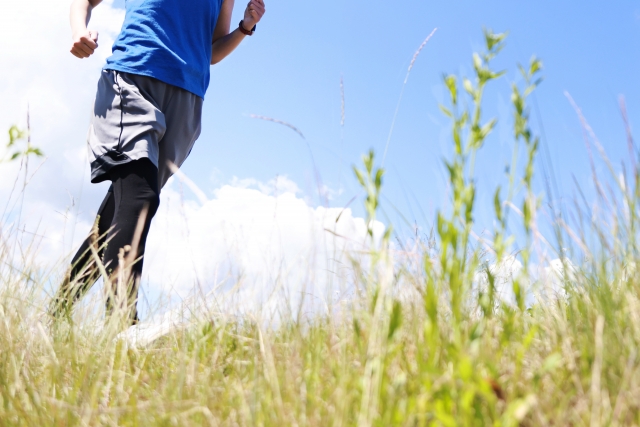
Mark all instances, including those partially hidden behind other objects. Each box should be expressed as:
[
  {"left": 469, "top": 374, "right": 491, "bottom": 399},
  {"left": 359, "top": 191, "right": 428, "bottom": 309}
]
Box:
[{"left": 87, "top": 70, "right": 203, "bottom": 188}]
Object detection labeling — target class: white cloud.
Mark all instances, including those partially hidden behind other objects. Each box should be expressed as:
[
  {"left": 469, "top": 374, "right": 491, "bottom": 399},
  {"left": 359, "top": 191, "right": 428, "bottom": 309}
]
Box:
[
  {"left": 228, "top": 175, "right": 302, "bottom": 196},
  {"left": 142, "top": 176, "right": 382, "bottom": 317}
]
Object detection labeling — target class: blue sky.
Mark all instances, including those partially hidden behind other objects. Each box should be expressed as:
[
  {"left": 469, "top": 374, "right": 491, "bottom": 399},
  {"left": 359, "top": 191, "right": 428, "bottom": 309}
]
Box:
[{"left": 109, "top": 0, "right": 640, "bottom": 235}]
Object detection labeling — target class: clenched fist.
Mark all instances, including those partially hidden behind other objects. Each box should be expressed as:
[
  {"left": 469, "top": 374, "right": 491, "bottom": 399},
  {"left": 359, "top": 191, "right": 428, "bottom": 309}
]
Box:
[
  {"left": 71, "top": 30, "right": 99, "bottom": 59},
  {"left": 242, "top": 0, "right": 265, "bottom": 31}
]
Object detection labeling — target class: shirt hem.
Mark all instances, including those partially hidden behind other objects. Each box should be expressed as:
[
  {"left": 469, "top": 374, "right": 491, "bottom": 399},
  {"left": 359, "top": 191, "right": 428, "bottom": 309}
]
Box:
[{"left": 102, "top": 64, "right": 206, "bottom": 100}]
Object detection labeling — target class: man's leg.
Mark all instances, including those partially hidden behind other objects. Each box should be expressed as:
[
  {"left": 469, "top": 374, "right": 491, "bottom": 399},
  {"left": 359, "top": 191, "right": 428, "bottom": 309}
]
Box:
[
  {"left": 103, "top": 158, "right": 160, "bottom": 324},
  {"left": 50, "top": 186, "right": 115, "bottom": 319}
]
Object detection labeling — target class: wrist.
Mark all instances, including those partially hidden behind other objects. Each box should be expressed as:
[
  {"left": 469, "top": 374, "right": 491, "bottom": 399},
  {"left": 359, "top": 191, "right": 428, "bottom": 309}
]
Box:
[
  {"left": 72, "top": 28, "right": 88, "bottom": 39},
  {"left": 239, "top": 20, "right": 256, "bottom": 35}
]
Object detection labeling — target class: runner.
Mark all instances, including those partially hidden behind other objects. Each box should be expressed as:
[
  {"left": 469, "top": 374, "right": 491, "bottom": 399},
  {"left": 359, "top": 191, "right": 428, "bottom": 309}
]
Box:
[{"left": 50, "top": 0, "right": 265, "bottom": 325}]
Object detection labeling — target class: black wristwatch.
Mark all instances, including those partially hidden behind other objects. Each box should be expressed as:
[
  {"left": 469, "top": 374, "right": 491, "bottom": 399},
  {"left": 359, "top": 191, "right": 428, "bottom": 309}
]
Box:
[{"left": 239, "top": 20, "right": 256, "bottom": 36}]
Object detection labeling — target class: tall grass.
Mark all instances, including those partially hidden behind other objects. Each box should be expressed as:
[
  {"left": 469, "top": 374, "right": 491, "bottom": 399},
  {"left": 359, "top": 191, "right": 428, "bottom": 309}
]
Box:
[{"left": 1, "top": 30, "right": 640, "bottom": 426}]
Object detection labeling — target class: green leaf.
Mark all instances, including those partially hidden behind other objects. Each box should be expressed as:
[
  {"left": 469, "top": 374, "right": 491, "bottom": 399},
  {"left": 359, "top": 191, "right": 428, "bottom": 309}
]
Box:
[
  {"left": 8, "top": 126, "right": 26, "bottom": 147},
  {"left": 444, "top": 74, "right": 458, "bottom": 105},
  {"left": 518, "top": 64, "right": 527, "bottom": 80},
  {"left": 529, "top": 56, "right": 542, "bottom": 75},
  {"left": 480, "top": 118, "right": 498, "bottom": 139},
  {"left": 387, "top": 300, "right": 402, "bottom": 340},
  {"left": 469, "top": 320, "right": 485, "bottom": 341},
  {"left": 353, "top": 318, "right": 361, "bottom": 338},
  {"left": 484, "top": 28, "right": 506, "bottom": 52},
  {"left": 363, "top": 151, "right": 374, "bottom": 173},
  {"left": 491, "top": 70, "right": 507, "bottom": 80},
  {"left": 353, "top": 167, "right": 366, "bottom": 187},
  {"left": 374, "top": 168, "right": 384, "bottom": 190},
  {"left": 28, "top": 148, "right": 44, "bottom": 157},
  {"left": 494, "top": 187, "right": 502, "bottom": 220},
  {"left": 439, "top": 104, "right": 453, "bottom": 118},
  {"left": 383, "top": 224, "right": 393, "bottom": 243}
]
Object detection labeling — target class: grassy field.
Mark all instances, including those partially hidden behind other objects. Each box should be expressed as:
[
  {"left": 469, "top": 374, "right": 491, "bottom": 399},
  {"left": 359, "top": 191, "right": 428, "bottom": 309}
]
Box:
[{"left": 2, "top": 31, "right": 640, "bottom": 426}]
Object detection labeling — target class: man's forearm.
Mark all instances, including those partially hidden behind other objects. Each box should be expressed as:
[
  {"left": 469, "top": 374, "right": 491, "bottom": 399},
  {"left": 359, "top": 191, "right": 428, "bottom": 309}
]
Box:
[
  {"left": 69, "top": 0, "right": 101, "bottom": 58},
  {"left": 70, "top": 0, "right": 95, "bottom": 37},
  {"left": 210, "top": 29, "right": 247, "bottom": 65}
]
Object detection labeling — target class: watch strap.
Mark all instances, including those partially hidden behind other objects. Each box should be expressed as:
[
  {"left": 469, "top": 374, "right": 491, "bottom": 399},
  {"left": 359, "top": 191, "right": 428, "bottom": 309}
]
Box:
[{"left": 239, "top": 20, "right": 256, "bottom": 36}]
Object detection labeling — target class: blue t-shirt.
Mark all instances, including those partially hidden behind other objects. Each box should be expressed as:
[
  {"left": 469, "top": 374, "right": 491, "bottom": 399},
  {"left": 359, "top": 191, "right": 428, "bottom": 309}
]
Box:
[{"left": 105, "top": 0, "right": 223, "bottom": 99}]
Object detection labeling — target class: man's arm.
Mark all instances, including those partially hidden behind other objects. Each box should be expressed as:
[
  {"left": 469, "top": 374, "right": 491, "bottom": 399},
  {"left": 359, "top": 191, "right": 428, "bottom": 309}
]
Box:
[
  {"left": 210, "top": 0, "right": 265, "bottom": 65},
  {"left": 70, "top": 0, "right": 103, "bottom": 59}
]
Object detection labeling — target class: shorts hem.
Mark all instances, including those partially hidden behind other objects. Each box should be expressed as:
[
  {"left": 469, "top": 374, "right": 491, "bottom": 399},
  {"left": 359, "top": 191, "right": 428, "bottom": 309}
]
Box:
[{"left": 90, "top": 150, "right": 134, "bottom": 184}]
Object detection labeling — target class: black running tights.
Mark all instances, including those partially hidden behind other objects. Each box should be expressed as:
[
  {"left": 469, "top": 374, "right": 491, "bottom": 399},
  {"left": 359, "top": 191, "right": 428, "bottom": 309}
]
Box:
[{"left": 52, "top": 158, "right": 160, "bottom": 324}]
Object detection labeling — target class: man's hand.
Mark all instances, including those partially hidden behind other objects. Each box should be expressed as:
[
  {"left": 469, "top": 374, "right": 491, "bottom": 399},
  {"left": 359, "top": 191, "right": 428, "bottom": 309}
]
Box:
[
  {"left": 71, "top": 29, "right": 99, "bottom": 59},
  {"left": 211, "top": 0, "right": 266, "bottom": 64},
  {"left": 242, "top": 0, "right": 265, "bottom": 31}
]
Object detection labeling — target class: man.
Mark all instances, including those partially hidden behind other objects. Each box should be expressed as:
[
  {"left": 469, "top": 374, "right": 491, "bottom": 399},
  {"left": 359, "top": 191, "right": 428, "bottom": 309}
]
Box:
[{"left": 51, "top": 0, "right": 265, "bottom": 325}]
